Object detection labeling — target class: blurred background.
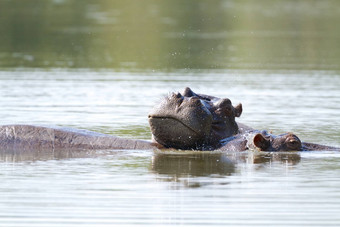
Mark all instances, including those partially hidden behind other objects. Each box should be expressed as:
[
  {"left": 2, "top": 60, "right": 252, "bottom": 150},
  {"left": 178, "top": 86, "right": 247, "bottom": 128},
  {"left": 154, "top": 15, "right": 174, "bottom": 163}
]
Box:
[{"left": 1, "top": 0, "right": 340, "bottom": 70}]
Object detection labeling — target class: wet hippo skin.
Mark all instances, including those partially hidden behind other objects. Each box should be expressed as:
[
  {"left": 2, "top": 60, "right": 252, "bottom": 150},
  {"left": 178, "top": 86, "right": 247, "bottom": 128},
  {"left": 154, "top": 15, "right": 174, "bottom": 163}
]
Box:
[
  {"left": 218, "top": 129, "right": 338, "bottom": 152},
  {"left": 0, "top": 87, "right": 338, "bottom": 152},
  {"left": 0, "top": 125, "right": 159, "bottom": 151},
  {"left": 149, "top": 87, "right": 339, "bottom": 152},
  {"left": 148, "top": 87, "right": 242, "bottom": 149}
]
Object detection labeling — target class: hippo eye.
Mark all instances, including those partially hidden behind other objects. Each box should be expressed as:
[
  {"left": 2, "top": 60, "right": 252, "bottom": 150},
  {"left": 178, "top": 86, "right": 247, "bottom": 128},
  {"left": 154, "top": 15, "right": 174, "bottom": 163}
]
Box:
[
  {"left": 288, "top": 140, "right": 298, "bottom": 146},
  {"left": 286, "top": 138, "right": 301, "bottom": 150}
]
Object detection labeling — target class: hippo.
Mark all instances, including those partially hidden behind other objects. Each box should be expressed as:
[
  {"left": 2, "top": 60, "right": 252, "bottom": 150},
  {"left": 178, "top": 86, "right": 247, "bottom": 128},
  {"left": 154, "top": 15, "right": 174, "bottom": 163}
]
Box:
[
  {"left": 149, "top": 87, "right": 339, "bottom": 152},
  {"left": 0, "top": 87, "right": 338, "bottom": 153},
  {"left": 148, "top": 87, "right": 242, "bottom": 150},
  {"left": 217, "top": 130, "right": 335, "bottom": 152}
]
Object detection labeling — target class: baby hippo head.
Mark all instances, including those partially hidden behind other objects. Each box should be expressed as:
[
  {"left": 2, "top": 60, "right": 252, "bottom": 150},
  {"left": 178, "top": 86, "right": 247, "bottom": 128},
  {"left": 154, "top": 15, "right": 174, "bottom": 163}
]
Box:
[
  {"left": 251, "top": 131, "right": 302, "bottom": 151},
  {"left": 148, "top": 87, "right": 242, "bottom": 150}
]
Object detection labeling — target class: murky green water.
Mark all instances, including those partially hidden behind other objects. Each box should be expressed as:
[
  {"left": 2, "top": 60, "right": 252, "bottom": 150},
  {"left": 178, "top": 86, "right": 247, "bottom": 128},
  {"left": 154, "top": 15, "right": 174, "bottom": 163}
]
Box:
[
  {"left": 1, "top": 0, "right": 340, "bottom": 70},
  {"left": 1, "top": 0, "right": 340, "bottom": 226}
]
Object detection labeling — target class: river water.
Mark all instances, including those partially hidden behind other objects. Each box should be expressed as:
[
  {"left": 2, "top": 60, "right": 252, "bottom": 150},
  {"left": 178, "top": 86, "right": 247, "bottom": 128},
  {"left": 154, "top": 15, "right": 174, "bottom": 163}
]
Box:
[
  {"left": 1, "top": 0, "right": 340, "bottom": 226},
  {"left": 0, "top": 70, "right": 339, "bottom": 226}
]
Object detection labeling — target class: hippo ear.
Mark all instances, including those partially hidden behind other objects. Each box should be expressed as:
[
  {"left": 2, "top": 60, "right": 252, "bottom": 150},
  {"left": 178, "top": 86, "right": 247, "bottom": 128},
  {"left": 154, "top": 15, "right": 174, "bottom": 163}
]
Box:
[
  {"left": 253, "top": 133, "right": 270, "bottom": 151},
  {"left": 234, "top": 103, "right": 242, "bottom": 117}
]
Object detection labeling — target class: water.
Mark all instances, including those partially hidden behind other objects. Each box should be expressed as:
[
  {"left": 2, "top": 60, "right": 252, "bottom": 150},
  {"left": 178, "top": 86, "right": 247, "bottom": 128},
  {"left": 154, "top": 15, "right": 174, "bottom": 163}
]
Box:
[
  {"left": 0, "top": 71, "right": 340, "bottom": 227},
  {"left": 1, "top": 0, "right": 340, "bottom": 226},
  {"left": 1, "top": 0, "right": 340, "bottom": 70}
]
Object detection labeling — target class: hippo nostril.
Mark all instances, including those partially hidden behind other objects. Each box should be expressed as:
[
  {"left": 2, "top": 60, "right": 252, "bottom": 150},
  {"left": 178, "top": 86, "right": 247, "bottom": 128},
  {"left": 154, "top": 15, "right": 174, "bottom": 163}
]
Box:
[
  {"left": 175, "top": 92, "right": 182, "bottom": 98},
  {"left": 189, "top": 96, "right": 202, "bottom": 106},
  {"left": 170, "top": 92, "right": 183, "bottom": 99}
]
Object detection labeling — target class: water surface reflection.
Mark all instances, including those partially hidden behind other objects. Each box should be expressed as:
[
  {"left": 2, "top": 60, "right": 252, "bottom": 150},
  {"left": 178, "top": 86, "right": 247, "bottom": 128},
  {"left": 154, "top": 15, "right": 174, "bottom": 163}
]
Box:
[
  {"left": 151, "top": 152, "right": 235, "bottom": 188},
  {"left": 0, "top": 147, "right": 302, "bottom": 183},
  {"left": 150, "top": 150, "right": 302, "bottom": 187}
]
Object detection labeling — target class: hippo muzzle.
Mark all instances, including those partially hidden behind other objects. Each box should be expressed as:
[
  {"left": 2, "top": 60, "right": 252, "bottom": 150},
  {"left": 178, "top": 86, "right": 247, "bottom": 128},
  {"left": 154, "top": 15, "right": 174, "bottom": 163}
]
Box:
[{"left": 148, "top": 93, "right": 213, "bottom": 149}]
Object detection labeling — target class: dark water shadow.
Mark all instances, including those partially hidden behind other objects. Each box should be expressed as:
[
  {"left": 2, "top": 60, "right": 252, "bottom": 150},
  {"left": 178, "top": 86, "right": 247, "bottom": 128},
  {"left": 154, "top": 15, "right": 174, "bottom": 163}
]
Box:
[
  {"left": 150, "top": 151, "right": 235, "bottom": 188},
  {"left": 151, "top": 151, "right": 236, "bottom": 176},
  {"left": 150, "top": 150, "right": 302, "bottom": 188},
  {"left": 242, "top": 151, "right": 302, "bottom": 165}
]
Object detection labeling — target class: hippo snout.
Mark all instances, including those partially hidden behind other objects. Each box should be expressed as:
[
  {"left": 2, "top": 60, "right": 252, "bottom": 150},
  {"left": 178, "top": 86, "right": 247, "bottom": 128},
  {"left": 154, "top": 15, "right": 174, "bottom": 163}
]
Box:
[{"left": 148, "top": 92, "right": 213, "bottom": 149}]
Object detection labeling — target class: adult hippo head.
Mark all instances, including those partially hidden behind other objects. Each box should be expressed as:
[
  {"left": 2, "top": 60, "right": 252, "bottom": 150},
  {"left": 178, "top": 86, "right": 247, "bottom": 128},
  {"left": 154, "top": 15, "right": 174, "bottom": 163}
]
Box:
[
  {"left": 148, "top": 87, "right": 242, "bottom": 150},
  {"left": 249, "top": 131, "right": 302, "bottom": 151}
]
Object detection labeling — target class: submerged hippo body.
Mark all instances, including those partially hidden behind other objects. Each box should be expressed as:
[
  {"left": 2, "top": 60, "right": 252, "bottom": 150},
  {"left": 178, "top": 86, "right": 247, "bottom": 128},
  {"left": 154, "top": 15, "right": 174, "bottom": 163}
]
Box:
[
  {"left": 0, "top": 125, "right": 158, "bottom": 151},
  {"left": 0, "top": 87, "right": 338, "bottom": 152}
]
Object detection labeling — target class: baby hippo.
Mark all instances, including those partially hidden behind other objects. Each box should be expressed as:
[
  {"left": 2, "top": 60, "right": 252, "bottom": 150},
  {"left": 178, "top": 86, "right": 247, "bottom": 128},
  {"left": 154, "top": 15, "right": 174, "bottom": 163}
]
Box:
[
  {"left": 221, "top": 130, "right": 339, "bottom": 152},
  {"left": 248, "top": 131, "right": 302, "bottom": 151},
  {"left": 219, "top": 130, "right": 303, "bottom": 152}
]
